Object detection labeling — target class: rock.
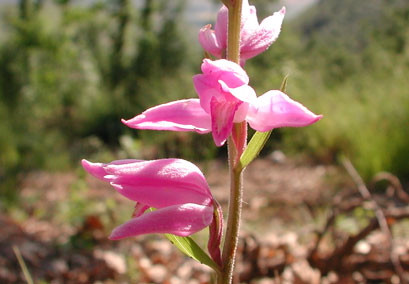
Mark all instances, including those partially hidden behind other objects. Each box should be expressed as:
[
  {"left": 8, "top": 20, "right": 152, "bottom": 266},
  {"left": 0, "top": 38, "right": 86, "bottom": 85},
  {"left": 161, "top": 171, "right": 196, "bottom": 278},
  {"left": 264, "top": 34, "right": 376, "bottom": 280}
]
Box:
[
  {"left": 268, "top": 150, "right": 286, "bottom": 163},
  {"left": 94, "top": 250, "right": 127, "bottom": 274}
]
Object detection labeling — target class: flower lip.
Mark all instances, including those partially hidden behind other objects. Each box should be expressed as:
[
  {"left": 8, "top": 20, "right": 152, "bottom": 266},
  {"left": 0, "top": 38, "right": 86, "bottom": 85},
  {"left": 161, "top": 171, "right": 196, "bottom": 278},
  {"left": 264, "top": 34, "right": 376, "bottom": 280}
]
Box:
[{"left": 246, "top": 90, "right": 323, "bottom": 132}]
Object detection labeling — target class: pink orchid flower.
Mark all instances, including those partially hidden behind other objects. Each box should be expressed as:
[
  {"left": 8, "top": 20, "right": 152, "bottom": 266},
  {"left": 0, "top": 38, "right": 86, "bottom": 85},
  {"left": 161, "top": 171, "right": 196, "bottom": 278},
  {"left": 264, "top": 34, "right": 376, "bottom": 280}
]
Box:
[
  {"left": 82, "top": 158, "right": 214, "bottom": 240},
  {"left": 123, "top": 59, "right": 322, "bottom": 147},
  {"left": 199, "top": 0, "right": 286, "bottom": 65}
]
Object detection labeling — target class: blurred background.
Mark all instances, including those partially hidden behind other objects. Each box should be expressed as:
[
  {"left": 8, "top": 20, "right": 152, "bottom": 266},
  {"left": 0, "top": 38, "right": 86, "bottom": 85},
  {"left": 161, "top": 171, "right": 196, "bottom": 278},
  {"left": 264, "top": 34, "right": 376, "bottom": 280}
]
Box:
[{"left": 1, "top": 0, "right": 409, "bottom": 283}]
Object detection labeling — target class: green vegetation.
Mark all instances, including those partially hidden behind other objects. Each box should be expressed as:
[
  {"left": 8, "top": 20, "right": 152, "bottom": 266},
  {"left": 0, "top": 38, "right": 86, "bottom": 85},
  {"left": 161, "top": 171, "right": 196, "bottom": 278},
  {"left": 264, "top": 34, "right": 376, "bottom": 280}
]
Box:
[
  {"left": 0, "top": 0, "right": 207, "bottom": 205},
  {"left": 247, "top": 0, "right": 409, "bottom": 179}
]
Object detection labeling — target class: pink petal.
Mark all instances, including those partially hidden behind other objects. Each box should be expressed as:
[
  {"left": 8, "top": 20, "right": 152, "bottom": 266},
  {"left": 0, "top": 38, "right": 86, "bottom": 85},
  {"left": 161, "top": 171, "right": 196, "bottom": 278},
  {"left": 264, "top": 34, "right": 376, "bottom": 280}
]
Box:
[
  {"left": 218, "top": 81, "right": 256, "bottom": 122},
  {"left": 214, "top": 5, "right": 228, "bottom": 51},
  {"left": 218, "top": 80, "right": 257, "bottom": 104},
  {"left": 200, "top": 59, "right": 249, "bottom": 87},
  {"left": 215, "top": 0, "right": 253, "bottom": 52},
  {"left": 240, "top": 2, "right": 259, "bottom": 44},
  {"left": 82, "top": 159, "right": 139, "bottom": 180},
  {"left": 246, "top": 90, "right": 322, "bottom": 132},
  {"left": 193, "top": 74, "right": 223, "bottom": 113},
  {"left": 198, "top": 24, "right": 223, "bottom": 58},
  {"left": 193, "top": 59, "right": 249, "bottom": 114},
  {"left": 122, "top": 99, "right": 211, "bottom": 134},
  {"left": 94, "top": 159, "right": 213, "bottom": 208},
  {"left": 109, "top": 203, "right": 214, "bottom": 239},
  {"left": 241, "top": 7, "right": 286, "bottom": 62},
  {"left": 210, "top": 96, "right": 241, "bottom": 147}
]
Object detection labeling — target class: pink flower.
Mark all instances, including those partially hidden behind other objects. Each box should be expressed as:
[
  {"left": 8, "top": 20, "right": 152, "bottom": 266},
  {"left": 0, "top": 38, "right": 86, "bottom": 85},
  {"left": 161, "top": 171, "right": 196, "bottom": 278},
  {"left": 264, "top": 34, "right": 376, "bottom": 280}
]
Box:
[
  {"left": 82, "top": 158, "right": 214, "bottom": 239},
  {"left": 123, "top": 59, "right": 322, "bottom": 147},
  {"left": 199, "top": 0, "right": 286, "bottom": 65}
]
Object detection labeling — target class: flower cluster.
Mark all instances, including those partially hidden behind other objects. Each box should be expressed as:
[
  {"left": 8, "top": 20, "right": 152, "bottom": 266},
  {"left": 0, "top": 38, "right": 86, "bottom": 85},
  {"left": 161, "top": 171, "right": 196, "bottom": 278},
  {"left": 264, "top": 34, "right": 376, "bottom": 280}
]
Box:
[{"left": 82, "top": 0, "right": 321, "bottom": 246}]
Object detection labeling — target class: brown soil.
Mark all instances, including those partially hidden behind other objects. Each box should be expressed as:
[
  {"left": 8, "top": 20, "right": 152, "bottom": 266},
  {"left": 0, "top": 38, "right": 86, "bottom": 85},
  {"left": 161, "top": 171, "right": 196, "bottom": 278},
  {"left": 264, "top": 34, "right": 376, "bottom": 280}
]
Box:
[{"left": 1, "top": 157, "right": 408, "bottom": 283}]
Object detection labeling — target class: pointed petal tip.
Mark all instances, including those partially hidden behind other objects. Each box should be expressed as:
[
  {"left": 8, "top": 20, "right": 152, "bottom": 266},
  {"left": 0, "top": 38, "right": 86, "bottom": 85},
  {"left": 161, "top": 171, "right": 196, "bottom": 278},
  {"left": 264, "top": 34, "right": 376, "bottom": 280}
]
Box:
[
  {"left": 214, "top": 137, "right": 226, "bottom": 147},
  {"left": 81, "top": 159, "right": 90, "bottom": 168},
  {"left": 121, "top": 117, "right": 137, "bottom": 127},
  {"left": 81, "top": 159, "right": 97, "bottom": 173},
  {"left": 108, "top": 230, "right": 122, "bottom": 240},
  {"left": 200, "top": 24, "right": 212, "bottom": 31},
  {"left": 121, "top": 116, "right": 146, "bottom": 127},
  {"left": 198, "top": 26, "right": 222, "bottom": 58},
  {"left": 81, "top": 159, "right": 109, "bottom": 181},
  {"left": 280, "top": 6, "right": 286, "bottom": 15},
  {"left": 109, "top": 223, "right": 131, "bottom": 240},
  {"left": 313, "top": 114, "right": 323, "bottom": 123}
]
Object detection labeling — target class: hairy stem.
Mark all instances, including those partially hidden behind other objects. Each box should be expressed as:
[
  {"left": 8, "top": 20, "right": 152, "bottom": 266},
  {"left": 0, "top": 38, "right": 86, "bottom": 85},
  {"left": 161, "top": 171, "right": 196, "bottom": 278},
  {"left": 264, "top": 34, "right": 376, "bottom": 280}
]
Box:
[
  {"left": 220, "top": 1, "right": 244, "bottom": 283},
  {"left": 226, "top": 0, "right": 242, "bottom": 64},
  {"left": 221, "top": 136, "right": 244, "bottom": 284}
]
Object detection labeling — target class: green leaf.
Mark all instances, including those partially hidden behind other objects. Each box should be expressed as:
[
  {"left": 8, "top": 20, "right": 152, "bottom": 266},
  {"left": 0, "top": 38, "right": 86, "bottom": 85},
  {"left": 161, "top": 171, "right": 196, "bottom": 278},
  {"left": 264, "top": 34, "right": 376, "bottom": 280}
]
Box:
[
  {"left": 238, "top": 75, "right": 289, "bottom": 170},
  {"left": 239, "top": 130, "right": 272, "bottom": 170},
  {"left": 164, "top": 234, "right": 221, "bottom": 273}
]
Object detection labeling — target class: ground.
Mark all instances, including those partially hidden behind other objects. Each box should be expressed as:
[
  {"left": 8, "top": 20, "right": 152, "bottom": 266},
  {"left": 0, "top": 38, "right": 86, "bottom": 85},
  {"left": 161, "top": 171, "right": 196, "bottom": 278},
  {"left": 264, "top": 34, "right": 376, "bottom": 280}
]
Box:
[{"left": 1, "top": 156, "right": 408, "bottom": 283}]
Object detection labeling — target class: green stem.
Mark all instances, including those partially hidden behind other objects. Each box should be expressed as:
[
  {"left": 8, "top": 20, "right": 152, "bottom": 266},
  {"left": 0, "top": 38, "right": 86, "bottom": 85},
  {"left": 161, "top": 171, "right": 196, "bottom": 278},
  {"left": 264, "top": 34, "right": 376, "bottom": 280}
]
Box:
[
  {"left": 220, "top": 1, "right": 244, "bottom": 283},
  {"left": 226, "top": 0, "right": 242, "bottom": 64},
  {"left": 220, "top": 136, "right": 244, "bottom": 284}
]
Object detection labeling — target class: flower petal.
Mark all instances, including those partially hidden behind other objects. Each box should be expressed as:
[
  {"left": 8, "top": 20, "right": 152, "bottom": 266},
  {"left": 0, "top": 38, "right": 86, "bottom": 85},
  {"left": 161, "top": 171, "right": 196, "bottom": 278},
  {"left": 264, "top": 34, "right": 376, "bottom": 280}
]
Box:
[
  {"left": 241, "top": 7, "right": 286, "bottom": 62},
  {"left": 193, "top": 59, "right": 250, "bottom": 113},
  {"left": 122, "top": 99, "right": 211, "bottom": 134},
  {"left": 240, "top": 1, "right": 259, "bottom": 45},
  {"left": 198, "top": 24, "right": 223, "bottom": 58},
  {"left": 193, "top": 74, "right": 223, "bottom": 113},
  {"left": 85, "top": 159, "right": 213, "bottom": 208},
  {"left": 218, "top": 80, "right": 257, "bottom": 104},
  {"left": 109, "top": 203, "right": 214, "bottom": 239},
  {"left": 218, "top": 81, "right": 256, "bottom": 122},
  {"left": 82, "top": 159, "right": 139, "bottom": 180},
  {"left": 247, "top": 90, "right": 322, "bottom": 132},
  {"left": 200, "top": 59, "right": 249, "bottom": 87},
  {"left": 214, "top": 5, "right": 228, "bottom": 51},
  {"left": 210, "top": 96, "right": 241, "bottom": 147}
]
